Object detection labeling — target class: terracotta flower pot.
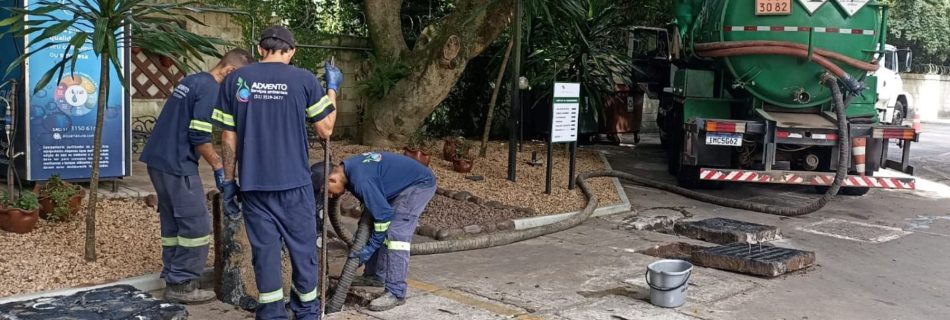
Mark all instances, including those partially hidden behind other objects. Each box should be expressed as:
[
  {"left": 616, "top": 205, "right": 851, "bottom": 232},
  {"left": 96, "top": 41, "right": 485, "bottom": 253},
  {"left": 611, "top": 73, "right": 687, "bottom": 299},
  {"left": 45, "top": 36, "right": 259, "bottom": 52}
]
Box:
[
  {"left": 0, "top": 207, "right": 40, "bottom": 234},
  {"left": 131, "top": 46, "right": 142, "bottom": 55},
  {"left": 33, "top": 184, "right": 86, "bottom": 220},
  {"left": 160, "top": 56, "right": 175, "bottom": 68},
  {"left": 442, "top": 139, "right": 459, "bottom": 161},
  {"left": 403, "top": 148, "right": 432, "bottom": 167},
  {"left": 453, "top": 158, "right": 474, "bottom": 173}
]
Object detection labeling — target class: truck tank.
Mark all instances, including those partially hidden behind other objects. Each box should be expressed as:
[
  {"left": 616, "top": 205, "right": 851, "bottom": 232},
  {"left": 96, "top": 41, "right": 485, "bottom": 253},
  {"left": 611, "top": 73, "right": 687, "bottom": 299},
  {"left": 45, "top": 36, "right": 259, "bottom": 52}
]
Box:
[{"left": 681, "top": 0, "right": 883, "bottom": 109}]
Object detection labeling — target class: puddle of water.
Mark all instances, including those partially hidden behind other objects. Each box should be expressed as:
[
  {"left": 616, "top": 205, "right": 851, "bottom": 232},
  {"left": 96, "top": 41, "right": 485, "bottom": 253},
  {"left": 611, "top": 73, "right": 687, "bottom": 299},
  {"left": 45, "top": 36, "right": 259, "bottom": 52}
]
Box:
[{"left": 904, "top": 215, "right": 950, "bottom": 231}]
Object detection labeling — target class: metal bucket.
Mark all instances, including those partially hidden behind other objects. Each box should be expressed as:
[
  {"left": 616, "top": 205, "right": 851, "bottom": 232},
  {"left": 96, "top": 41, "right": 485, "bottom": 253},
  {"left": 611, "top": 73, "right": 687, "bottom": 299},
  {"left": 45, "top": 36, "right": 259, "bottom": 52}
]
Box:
[{"left": 645, "top": 259, "right": 693, "bottom": 308}]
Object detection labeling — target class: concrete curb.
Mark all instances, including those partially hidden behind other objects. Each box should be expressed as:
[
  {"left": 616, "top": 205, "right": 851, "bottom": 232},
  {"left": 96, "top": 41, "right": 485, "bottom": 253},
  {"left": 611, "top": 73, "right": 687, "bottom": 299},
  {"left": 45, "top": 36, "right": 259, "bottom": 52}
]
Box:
[
  {"left": 512, "top": 151, "right": 631, "bottom": 230},
  {"left": 0, "top": 268, "right": 214, "bottom": 304}
]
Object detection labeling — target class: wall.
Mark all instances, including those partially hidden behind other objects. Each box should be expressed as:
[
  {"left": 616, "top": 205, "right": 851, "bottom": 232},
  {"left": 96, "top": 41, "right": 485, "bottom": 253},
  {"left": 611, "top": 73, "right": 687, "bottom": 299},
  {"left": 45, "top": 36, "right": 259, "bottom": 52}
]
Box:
[{"left": 902, "top": 73, "right": 950, "bottom": 121}]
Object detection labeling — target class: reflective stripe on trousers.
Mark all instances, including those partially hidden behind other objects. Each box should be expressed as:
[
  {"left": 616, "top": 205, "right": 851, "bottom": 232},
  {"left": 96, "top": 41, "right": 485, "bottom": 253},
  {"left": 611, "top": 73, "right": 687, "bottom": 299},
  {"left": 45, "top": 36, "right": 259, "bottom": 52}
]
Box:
[{"left": 148, "top": 167, "right": 211, "bottom": 285}]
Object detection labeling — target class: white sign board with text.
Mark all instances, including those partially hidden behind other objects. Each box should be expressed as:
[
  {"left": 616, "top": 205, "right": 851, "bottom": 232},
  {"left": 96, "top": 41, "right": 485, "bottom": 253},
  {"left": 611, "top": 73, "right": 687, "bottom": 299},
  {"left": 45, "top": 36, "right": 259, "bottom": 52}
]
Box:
[{"left": 551, "top": 82, "right": 581, "bottom": 143}]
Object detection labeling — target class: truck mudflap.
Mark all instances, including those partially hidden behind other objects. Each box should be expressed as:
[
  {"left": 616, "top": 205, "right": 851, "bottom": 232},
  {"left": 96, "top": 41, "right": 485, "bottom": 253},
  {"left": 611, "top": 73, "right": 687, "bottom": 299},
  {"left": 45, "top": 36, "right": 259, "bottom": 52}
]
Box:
[{"left": 699, "top": 168, "right": 916, "bottom": 190}]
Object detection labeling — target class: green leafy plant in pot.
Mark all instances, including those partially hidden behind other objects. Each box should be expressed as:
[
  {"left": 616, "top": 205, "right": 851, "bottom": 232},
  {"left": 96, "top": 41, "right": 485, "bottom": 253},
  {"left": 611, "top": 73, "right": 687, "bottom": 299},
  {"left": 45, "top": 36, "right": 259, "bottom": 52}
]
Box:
[
  {"left": 0, "top": 191, "right": 41, "bottom": 234},
  {"left": 404, "top": 130, "right": 432, "bottom": 166},
  {"left": 34, "top": 174, "right": 85, "bottom": 222},
  {"left": 453, "top": 138, "right": 475, "bottom": 173}
]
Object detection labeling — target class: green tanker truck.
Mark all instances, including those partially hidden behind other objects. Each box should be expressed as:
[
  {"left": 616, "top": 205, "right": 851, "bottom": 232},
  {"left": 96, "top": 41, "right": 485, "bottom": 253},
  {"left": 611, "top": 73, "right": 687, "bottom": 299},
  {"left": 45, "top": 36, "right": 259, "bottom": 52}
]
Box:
[{"left": 631, "top": 0, "right": 917, "bottom": 194}]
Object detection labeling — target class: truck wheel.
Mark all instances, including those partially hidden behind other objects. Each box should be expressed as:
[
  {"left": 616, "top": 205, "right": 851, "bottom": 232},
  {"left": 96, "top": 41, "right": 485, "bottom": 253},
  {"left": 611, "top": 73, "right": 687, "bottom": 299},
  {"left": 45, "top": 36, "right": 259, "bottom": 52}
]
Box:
[{"left": 892, "top": 101, "right": 905, "bottom": 126}]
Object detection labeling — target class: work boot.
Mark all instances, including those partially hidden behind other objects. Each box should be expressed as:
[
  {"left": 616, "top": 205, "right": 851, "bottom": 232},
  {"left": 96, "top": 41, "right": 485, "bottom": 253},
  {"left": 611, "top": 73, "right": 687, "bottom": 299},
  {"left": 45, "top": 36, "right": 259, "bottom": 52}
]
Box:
[
  {"left": 351, "top": 276, "right": 384, "bottom": 287},
  {"left": 164, "top": 280, "right": 216, "bottom": 304},
  {"left": 368, "top": 291, "right": 405, "bottom": 312}
]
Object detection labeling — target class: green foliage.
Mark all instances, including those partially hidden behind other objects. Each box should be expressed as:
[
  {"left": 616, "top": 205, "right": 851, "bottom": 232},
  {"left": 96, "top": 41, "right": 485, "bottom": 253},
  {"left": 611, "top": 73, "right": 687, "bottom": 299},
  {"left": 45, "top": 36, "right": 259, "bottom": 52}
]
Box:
[
  {"left": 2, "top": 191, "right": 39, "bottom": 211},
  {"left": 888, "top": 0, "right": 950, "bottom": 64},
  {"left": 2, "top": 0, "right": 228, "bottom": 94},
  {"left": 406, "top": 128, "right": 431, "bottom": 150},
  {"left": 360, "top": 56, "right": 411, "bottom": 100},
  {"left": 40, "top": 174, "right": 79, "bottom": 222},
  {"left": 454, "top": 137, "right": 473, "bottom": 160}
]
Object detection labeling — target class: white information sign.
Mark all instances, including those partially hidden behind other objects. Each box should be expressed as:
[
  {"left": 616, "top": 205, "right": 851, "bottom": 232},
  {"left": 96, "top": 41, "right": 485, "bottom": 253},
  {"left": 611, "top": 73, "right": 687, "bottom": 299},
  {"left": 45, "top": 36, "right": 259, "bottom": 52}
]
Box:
[
  {"left": 551, "top": 82, "right": 581, "bottom": 143},
  {"left": 797, "top": 0, "right": 828, "bottom": 15},
  {"left": 833, "top": 0, "right": 869, "bottom": 16}
]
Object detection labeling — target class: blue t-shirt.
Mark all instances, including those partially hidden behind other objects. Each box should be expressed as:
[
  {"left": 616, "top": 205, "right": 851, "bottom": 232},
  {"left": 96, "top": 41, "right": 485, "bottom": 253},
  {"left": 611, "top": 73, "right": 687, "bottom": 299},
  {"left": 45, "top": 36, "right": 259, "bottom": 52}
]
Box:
[
  {"left": 211, "top": 62, "right": 334, "bottom": 191},
  {"left": 343, "top": 152, "right": 437, "bottom": 223},
  {"left": 140, "top": 72, "right": 218, "bottom": 176}
]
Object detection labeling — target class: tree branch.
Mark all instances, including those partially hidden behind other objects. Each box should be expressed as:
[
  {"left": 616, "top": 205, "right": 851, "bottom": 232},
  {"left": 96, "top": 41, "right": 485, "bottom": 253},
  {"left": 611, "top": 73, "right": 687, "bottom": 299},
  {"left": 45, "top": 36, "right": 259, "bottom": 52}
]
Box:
[{"left": 364, "top": 0, "right": 409, "bottom": 59}]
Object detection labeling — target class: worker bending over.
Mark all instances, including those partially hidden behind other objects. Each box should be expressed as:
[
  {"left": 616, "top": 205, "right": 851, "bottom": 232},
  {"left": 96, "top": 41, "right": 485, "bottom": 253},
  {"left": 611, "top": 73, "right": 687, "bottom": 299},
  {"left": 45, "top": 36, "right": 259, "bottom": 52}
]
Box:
[
  {"left": 313, "top": 151, "right": 437, "bottom": 312},
  {"left": 211, "top": 26, "right": 343, "bottom": 320},
  {"left": 140, "top": 49, "right": 253, "bottom": 303}
]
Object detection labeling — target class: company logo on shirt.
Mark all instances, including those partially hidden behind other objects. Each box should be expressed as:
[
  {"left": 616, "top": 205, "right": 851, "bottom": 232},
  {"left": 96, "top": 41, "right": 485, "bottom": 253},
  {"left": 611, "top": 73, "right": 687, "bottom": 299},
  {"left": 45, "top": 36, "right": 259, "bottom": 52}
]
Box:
[
  {"left": 361, "top": 152, "right": 382, "bottom": 163},
  {"left": 236, "top": 77, "right": 251, "bottom": 103}
]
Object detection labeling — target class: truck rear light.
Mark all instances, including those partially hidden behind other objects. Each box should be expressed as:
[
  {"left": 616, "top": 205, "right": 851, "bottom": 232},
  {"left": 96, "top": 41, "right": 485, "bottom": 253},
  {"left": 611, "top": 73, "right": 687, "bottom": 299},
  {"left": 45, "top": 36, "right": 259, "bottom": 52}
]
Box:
[
  {"left": 872, "top": 127, "right": 915, "bottom": 140},
  {"left": 705, "top": 120, "right": 746, "bottom": 133}
]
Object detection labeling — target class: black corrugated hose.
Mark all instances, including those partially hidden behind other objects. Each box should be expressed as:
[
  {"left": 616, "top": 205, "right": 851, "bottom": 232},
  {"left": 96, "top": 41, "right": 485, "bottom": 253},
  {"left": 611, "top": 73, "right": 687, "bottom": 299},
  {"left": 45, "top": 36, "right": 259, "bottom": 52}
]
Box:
[{"left": 326, "top": 213, "right": 372, "bottom": 313}]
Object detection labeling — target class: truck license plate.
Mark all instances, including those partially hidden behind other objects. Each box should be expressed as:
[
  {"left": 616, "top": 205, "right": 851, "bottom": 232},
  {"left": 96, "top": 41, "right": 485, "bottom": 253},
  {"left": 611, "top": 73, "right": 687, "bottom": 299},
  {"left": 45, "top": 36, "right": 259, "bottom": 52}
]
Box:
[
  {"left": 756, "top": 0, "right": 792, "bottom": 15},
  {"left": 706, "top": 133, "right": 743, "bottom": 147}
]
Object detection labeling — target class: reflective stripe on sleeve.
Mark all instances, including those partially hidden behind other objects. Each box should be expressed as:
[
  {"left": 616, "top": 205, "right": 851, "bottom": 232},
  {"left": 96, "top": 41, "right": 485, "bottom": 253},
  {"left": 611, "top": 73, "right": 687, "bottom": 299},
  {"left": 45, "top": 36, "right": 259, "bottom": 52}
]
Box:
[
  {"left": 374, "top": 221, "right": 391, "bottom": 232},
  {"left": 294, "top": 287, "right": 319, "bottom": 302},
  {"left": 258, "top": 289, "right": 284, "bottom": 304},
  {"left": 177, "top": 235, "right": 211, "bottom": 248},
  {"left": 212, "top": 109, "right": 235, "bottom": 126},
  {"left": 307, "top": 96, "right": 333, "bottom": 118},
  {"left": 161, "top": 237, "right": 178, "bottom": 247},
  {"left": 385, "top": 239, "right": 411, "bottom": 251},
  {"left": 189, "top": 120, "right": 213, "bottom": 133}
]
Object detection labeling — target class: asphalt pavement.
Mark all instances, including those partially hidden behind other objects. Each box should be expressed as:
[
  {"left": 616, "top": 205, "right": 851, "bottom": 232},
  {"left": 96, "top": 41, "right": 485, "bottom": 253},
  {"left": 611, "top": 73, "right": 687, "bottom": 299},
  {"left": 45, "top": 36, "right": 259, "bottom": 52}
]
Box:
[{"left": 187, "top": 127, "right": 950, "bottom": 320}]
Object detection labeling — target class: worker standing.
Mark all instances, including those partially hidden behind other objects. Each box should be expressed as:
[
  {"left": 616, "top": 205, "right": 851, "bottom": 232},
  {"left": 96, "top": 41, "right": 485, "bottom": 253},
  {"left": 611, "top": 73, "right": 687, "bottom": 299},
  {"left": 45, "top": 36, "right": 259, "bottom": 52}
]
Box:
[
  {"left": 211, "top": 26, "right": 342, "bottom": 320},
  {"left": 312, "top": 151, "right": 437, "bottom": 312},
  {"left": 140, "top": 49, "right": 254, "bottom": 304}
]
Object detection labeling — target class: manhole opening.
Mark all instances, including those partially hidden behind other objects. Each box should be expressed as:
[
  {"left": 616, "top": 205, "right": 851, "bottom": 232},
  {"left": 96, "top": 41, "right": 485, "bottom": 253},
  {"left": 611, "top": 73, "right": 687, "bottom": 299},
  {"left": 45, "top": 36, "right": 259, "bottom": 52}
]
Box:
[{"left": 637, "top": 242, "right": 708, "bottom": 261}]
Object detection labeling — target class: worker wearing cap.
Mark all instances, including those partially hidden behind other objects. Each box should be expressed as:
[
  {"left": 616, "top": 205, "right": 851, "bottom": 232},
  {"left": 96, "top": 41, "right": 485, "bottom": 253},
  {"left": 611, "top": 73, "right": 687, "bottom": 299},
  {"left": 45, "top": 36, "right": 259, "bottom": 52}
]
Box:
[
  {"left": 140, "top": 49, "right": 254, "bottom": 304},
  {"left": 211, "top": 26, "right": 342, "bottom": 320},
  {"left": 312, "top": 151, "right": 437, "bottom": 311}
]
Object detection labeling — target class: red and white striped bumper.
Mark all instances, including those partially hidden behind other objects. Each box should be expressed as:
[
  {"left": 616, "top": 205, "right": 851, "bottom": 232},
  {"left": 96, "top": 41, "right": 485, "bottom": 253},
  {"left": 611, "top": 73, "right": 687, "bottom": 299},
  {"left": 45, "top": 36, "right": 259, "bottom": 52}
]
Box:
[{"left": 699, "top": 168, "right": 916, "bottom": 190}]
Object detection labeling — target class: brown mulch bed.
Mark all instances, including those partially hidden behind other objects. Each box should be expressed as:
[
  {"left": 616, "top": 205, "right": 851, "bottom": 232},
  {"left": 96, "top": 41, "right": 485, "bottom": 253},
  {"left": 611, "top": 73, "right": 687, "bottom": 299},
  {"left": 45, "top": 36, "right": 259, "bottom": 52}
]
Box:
[
  {"left": 311, "top": 140, "right": 620, "bottom": 215},
  {"left": 419, "top": 194, "right": 529, "bottom": 230},
  {"left": 0, "top": 199, "right": 207, "bottom": 298}
]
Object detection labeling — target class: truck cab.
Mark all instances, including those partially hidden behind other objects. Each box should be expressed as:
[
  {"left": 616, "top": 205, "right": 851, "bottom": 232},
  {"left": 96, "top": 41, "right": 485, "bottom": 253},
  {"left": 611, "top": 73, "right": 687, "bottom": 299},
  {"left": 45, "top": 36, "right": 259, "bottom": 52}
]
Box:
[{"left": 875, "top": 45, "right": 914, "bottom": 125}]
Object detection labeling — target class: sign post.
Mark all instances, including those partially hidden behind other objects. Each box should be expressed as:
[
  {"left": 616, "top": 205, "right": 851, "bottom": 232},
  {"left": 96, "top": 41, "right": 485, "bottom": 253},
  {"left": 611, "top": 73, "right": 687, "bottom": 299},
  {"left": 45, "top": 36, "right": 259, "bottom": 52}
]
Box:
[{"left": 546, "top": 82, "right": 580, "bottom": 194}]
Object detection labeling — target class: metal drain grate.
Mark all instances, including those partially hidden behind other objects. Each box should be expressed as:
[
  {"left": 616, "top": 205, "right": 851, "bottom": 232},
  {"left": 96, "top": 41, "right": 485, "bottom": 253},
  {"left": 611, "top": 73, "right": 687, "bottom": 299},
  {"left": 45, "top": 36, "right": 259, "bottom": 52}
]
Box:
[
  {"left": 692, "top": 243, "right": 816, "bottom": 277},
  {"left": 675, "top": 218, "right": 781, "bottom": 244}
]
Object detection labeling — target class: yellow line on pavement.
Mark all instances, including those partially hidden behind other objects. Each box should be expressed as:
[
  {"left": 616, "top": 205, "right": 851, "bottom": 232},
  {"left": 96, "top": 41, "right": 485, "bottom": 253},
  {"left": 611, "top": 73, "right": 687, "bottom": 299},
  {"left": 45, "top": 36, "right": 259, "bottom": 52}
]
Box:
[{"left": 407, "top": 279, "right": 542, "bottom": 319}]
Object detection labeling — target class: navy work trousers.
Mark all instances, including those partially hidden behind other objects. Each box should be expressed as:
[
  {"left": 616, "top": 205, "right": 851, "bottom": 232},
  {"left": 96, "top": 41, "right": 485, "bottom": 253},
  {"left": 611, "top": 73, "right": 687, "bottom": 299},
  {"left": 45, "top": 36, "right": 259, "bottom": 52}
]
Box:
[
  {"left": 242, "top": 185, "right": 320, "bottom": 320},
  {"left": 148, "top": 167, "right": 211, "bottom": 286},
  {"left": 363, "top": 183, "right": 437, "bottom": 299}
]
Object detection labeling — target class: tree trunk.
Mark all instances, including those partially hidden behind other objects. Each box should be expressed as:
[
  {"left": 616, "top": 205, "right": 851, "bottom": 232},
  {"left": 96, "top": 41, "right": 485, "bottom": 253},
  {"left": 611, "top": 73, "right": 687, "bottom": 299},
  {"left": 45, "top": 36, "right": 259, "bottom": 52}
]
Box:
[
  {"left": 361, "top": 0, "right": 514, "bottom": 147},
  {"left": 479, "top": 37, "right": 514, "bottom": 157},
  {"left": 84, "top": 53, "right": 110, "bottom": 262}
]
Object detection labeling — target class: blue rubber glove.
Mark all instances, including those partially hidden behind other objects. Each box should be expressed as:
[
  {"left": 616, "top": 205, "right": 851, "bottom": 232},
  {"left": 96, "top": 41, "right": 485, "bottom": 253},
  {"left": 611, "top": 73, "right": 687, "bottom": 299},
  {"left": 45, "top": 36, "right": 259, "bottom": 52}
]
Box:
[
  {"left": 214, "top": 168, "right": 226, "bottom": 192},
  {"left": 349, "top": 231, "right": 386, "bottom": 264},
  {"left": 324, "top": 61, "right": 343, "bottom": 92},
  {"left": 221, "top": 180, "right": 241, "bottom": 219}
]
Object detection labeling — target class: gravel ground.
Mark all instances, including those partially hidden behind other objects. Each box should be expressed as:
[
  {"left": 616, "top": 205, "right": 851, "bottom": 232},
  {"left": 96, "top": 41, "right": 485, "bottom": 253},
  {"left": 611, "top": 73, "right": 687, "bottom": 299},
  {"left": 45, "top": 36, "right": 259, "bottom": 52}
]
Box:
[
  {"left": 311, "top": 140, "right": 620, "bottom": 214},
  {"left": 0, "top": 198, "right": 217, "bottom": 298},
  {"left": 419, "top": 195, "right": 529, "bottom": 229}
]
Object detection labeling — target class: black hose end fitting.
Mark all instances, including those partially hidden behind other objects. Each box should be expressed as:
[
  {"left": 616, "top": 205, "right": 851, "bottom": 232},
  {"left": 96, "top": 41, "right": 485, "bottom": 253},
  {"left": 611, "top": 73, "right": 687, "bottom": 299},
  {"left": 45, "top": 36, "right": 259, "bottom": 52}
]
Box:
[{"left": 840, "top": 75, "right": 865, "bottom": 96}]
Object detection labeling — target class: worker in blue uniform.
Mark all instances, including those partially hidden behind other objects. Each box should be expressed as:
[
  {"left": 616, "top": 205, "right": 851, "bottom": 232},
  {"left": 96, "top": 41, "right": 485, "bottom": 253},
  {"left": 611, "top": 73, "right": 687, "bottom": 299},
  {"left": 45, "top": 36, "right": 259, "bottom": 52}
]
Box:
[
  {"left": 140, "top": 49, "right": 254, "bottom": 304},
  {"left": 312, "top": 151, "right": 437, "bottom": 312},
  {"left": 211, "top": 26, "right": 343, "bottom": 320}
]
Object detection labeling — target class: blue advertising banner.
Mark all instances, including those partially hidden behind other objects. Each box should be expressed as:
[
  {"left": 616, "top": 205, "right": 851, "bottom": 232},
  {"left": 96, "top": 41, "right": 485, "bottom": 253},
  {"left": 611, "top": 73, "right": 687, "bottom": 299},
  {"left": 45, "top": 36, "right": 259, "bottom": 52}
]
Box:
[{"left": 23, "top": 0, "right": 129, "bottom": 181}]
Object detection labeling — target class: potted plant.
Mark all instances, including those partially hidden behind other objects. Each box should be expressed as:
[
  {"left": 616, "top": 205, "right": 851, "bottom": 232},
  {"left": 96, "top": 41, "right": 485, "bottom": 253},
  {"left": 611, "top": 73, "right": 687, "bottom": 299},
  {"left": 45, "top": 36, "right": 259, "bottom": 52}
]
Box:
[
  {"left": 442, "top": 136, "right": 460, "bottom": 161},
  {"left": 453, "top": 138, "right": 475, "bottom": 173},
  {"left": 0, "top": 191, "right": 41, "bottom": 234},
  {"left": 34, "top": 174, "right": 86, "bottom": 221},
  {"left": 404, "top": 130, "right": 432, "bottom": 166}
]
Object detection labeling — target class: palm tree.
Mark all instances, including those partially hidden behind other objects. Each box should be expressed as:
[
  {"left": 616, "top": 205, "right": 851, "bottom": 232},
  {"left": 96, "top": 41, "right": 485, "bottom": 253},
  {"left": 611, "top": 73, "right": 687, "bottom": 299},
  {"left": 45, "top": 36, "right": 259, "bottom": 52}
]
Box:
[{"left": 1, "top": 0, "right": 226, "bottom": 261}]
